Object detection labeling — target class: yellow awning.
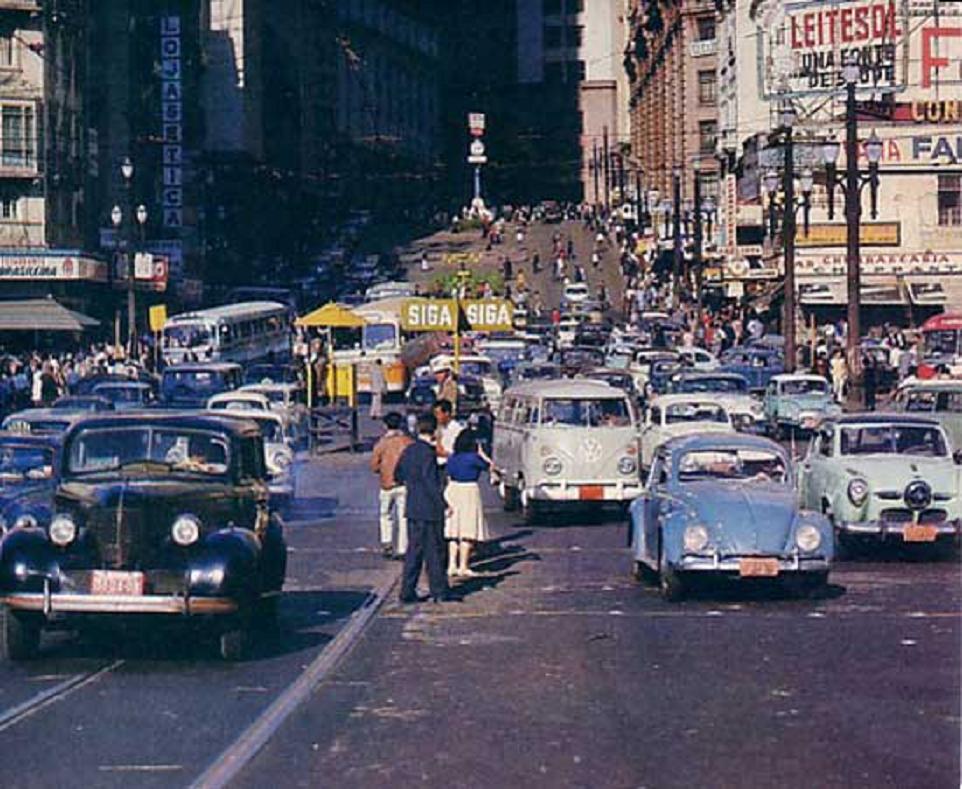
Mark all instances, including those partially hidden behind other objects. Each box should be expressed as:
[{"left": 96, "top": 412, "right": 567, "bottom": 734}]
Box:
[{"left": 296, "top": 302, "right": 367, "bottom": 328}]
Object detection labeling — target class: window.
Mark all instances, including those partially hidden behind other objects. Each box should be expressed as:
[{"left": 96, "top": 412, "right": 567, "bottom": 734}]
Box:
[
  {"left": 698, "top": 120, "right": 717, "bottom": 154},
  {"left": 938, "top": 174, "right": 960, "bottom": 226},
  {"left": 0, "top": 196, "right": 16, "bottom": 220},
  {"left": 699, "top": 172, "right": 720, "bottom": 201},
  {"left": 697, "top": 17, "right": 716, "bottom": 41},
  {"left": 698, "top": 70, "right": 716, "bottom": 104},
  {"left": 0, "top": 35, "right": 15, "bottom": 69},
  {"left": 1, "top": 104, "right": 36, "bottom": 169}
]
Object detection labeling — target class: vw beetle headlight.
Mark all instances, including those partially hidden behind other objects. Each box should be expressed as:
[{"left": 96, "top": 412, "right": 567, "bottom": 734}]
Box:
[
  {"left": 683, "top": 524, "right": 710, "bottom": 552},
  {"left": 847, "top": 478, "right": 869, "bottom": 507},
  {"left": 13, "top": 513, "right": 37, "bottom": 530},
  {"left": 617, "top": 456, "right": 637, "bottom": 475},
  {"left": 171, "top": 514, "right": 201, "bottom": 547},
  {"left": 49, "top": 514, "right": 77, "bottom": 546},
  {"left": 543, "top": 457, "right": 563, "bottom": 476},
  {"left": 795, "top": 524, "right": 822, "bottom": 552},
  {"left": 268, "top": 450, "right": 293, "bottom": 474}
]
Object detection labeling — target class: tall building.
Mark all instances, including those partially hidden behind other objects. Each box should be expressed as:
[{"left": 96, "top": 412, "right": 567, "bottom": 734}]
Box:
[
  {"left": 0, "top": 0, "right": 106, "bottom": 311},
  {"left": 625, "top": 0, "right": 721, "bottom": 215}
]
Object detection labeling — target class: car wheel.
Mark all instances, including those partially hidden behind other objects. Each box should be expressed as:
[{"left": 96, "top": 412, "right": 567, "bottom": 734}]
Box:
[
  {"left": 835, "top": 530, "right": 855, "bottom": 561},
  {"left": 501, "top": 480, "right": 520, "bottom": 512},
  {"left": 0, "top": 607, "right": 41, "bottom": 660},
  {"left": 785, "top": 571, "right": 828, "bottom": 599},
  {"left": 660, "top": 566, "right": 685, "bottom": 602},
  {"left": 632, "top": 560, "right": 658, "bottom": 586},
  {"left": 218, "top": 626, "right": 248, "bottom": 661}
]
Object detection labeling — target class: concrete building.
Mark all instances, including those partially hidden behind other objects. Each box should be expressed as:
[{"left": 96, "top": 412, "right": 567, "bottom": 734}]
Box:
[
  {"left": 625, "top": 0, "right": 721, "bottom": 225},
  {"left": 0, "top": 0, "right": 106, "bottom": 311}
]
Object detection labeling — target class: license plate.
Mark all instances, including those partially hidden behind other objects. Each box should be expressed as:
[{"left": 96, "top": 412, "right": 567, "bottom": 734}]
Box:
[
  {"left": 739, "top": 558, "right": 780, "bottom": 577},
  {"left": 903, "top": 525, "right": 938, "bottom": 543},
  {"left": 91, "top": 570, "right": 145, "bottom": 596},
  {"left": 579, "top": 485, "right": 604, "bottom": 501}
]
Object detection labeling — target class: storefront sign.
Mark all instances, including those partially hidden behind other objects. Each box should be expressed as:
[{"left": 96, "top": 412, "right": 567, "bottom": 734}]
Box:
[
  {"left": 756, "top": 0, "right": 909, "bottom": 99},
  {"left": 796, "top": 222, "right": 901, "bottom": 247},
  {"left": 795, "top": 249, "right": 962, "bottom": 276},
  {"left": 401, "top": 299, "right": 513, "bottom": 332},
  {"left": 161, "top": 15, "right": 183, "bottom": 230},
  {"left": 0, "top": 255, "right": 107, "bottom": 282}
]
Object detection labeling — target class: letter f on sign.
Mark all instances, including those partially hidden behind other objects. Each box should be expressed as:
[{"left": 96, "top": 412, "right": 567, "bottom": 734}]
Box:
[{"left": 921, "top": 27, "right": 962, "bottom": 89}]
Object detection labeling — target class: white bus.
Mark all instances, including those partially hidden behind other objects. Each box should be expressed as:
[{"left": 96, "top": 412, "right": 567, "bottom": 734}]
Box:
[{"left": 161, "top": 301, "right": 292, "bottom": 366}]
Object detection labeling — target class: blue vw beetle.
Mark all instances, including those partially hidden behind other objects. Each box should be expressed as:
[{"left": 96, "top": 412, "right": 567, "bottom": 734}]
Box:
[
  {"left": 629, "top": 433, "right": 833, "bottom": 600},
  {"left": 719, "top": 347, "right": 784, "bottom": 393}
]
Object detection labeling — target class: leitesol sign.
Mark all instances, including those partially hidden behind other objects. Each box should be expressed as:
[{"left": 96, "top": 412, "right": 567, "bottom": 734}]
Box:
[{"left": 400, "top": 299, "right": 513, "bottom": 332}]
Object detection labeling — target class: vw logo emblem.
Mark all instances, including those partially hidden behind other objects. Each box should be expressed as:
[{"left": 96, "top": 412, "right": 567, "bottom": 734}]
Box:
[
  {"left": 582, "top": 438, "right": 603, "bottom": 463},
  {"left": 904, "top": 480, "right": 932, "bottom": 510}
]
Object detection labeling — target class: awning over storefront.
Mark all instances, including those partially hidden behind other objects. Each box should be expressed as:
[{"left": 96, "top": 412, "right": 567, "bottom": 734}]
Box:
[
  {"left": 0, "top": 298, "right": 100, "bottom": 331},
  {"left": 797, "top": 277, "right": 953, "bottom": 306}
]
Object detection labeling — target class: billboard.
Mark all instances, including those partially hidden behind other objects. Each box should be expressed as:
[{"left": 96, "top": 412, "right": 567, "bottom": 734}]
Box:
[{"left": 755, "top": 0, "right": 910, "bottom": 99}]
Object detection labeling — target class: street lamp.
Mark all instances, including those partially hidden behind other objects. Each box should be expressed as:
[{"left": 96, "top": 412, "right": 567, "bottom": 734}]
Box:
[
  {"left": 660, "top": 198, "right": 672, "bottom": 239},
  {"left": 692, "top": 159, "right": 704, "bottom": 322},
  {"left": 119, "top": 158, "right": 137, "bottom": 359},
  {"left": 672, "top": 166, "right": 682, "bottom": 308},
  {"left": 820, "top": 63, "right": 883, "bottom": 407}
]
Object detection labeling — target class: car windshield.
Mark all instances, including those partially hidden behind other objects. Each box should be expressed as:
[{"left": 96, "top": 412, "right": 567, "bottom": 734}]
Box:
[
  {"left": 211, "top": 399, "right": 266, "bottom": 411},
  {"left": 664, "top": 403, "right": 728, "bottom": 424},
  {"left": 244, "top": 365, "right": 297, "bottom": 384},
  {"left": 163, "top": 323, "right": 212, "bottom": 348},
  {"left": 782, "top": 379, "right": 828, "bottom": 396},
  {"left": 677, "top": 377, "right": 747, "bottom": 394},
  {"left": 95, "top": 386, "right": 144, "bottom": 403},
  {"left": 163, "top": 370, "right": 228, "bottom": 394},
  {"left": 68, "top": 427, "right": 230, "bottom": 476},
  {"left": 517, "top": 365, "right": 558, "bottom": 381},
  {"left": 904, "top": 390, "right": 962, "bottom": 413},
  {"left": 250, "top": 419, "right": 282, "bottom": 442},
  {"left": 677, "top": 449, "right": 789, "bottom": 483},
  {"left": 542, "top": 398, "right": 632, "bottom": 427},
  {"left": 52, "top": 398, "right": 100, "bottom": 411},
  {"left": 562, "top": 350, "right": 604, "bottom": 367},
  {"left": 247, "top": 388, "right": 286, "bottom": 404},
  {"left": 839, "top": 425, "right": 948, "bottom": 457},
  {"left": 0, "top": 444, "right": 54, "bottom": 480},
  {"left": 459, "top": 360, "right": 492, "bottom": 377},
  {"left": 605, "top": 353, "right": 632, "bottom": 369}
]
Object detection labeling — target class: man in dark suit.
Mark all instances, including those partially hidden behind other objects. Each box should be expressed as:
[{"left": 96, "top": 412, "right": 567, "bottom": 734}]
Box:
[{"left": 394, "top": 412, "right": 451, "bottom": 603}]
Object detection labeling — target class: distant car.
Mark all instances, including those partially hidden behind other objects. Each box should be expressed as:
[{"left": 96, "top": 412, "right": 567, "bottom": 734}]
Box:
[
  {"left": 72, "top": 370, "right": 157, "bottom": 396},
  {"left": 578, "top": 367, "right": 637, "bottom": 397},
  {"left": 719, "top": 347, "right": 785, "bottom": 392},
  {"left": 511, "top": 361, "right": 561, "bottom": 385},
  {"left": 91, "top": 382, "right": 155, "bottom": 411},
  {"left": 211, "top": 409, "right": 295, "bottom": 506},
  {"left": 52, "top": 395, "right": 114, "bottom": 413},
  {"left": 628, "top": 348, "right": 680, "bottom": 394},
  {"left": 160, "top": 362, "right": 243, "bottom": 409},
  {"left": 891, "top": 380, "right": 962, "bottom": 450},
  {"left": 668, "top": 372, "right": 764, "bottom": 433},
  {"left": 677, "top": 347, "right": 719, "bottom": 371},
  {"left": 562, "top": 282, "right": 590, "bottom": 307},
  {"left": 645, "top": 359, "right": 685, "bottom": 398},
  {"left": 428, "top": 355, "right": 502, "bottom": 410},
  {"left": 555, "top": 346, "right": 606, "bottom": 378},
  {"left": 0, "top": 413, "right": 287, "bottom": 660},
  {"left": 239, "top": 383, "right": 310, "bottom": 445},
  {"left": 574, "top": 323, "right": 610, "bottom": 348},
  {"left": 207, "top": 390, "right": 272, "bottom": 413},
  {"left": 243, "top": 363, "right": 302, "bottom": 386},
  {"left": 640, "top": 394, "right": 735, "bottom": 469},
  {"left": 630, "top": 433, "right": 833, "bottom": 601},
  {"left": 798, "top": 415, "right": 962, "bottom": 557},
  {"left": 762, "top": 374, "right": 840, "bottom": 439},
  {"left": 0, "top": 433, "right": 60, "bottom": 534}
]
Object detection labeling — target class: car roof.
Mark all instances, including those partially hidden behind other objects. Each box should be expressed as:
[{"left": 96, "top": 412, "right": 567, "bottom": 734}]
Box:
[
  {"left": 828, "top": 413, "right": 941, "bottom": 427},
  {"left": 505, "top": 379, "right": 625, "bottom": 398},
  {"left": 0, "top": 431, "right": 61, "bottom": 447},
  {"left": 4, "top": 408, "right": 77, "bottom": 420},
  {"left": 163, "top": 362, "right": 242, "bottom": 372},
  {"left": 770, "top": 373, "right": 828, "bottom": 383},
  {"left": 204, "top": 408, "right": 283, "bottom": 425},
  {"left": 62, "top": 412, "right": 261, "bottom": 438},
  {"left": 92, "top": 381, "right": 151, "bottom": 389},
  {"left": 651, "top": 393, "right": 730, "bottom": 407},
  {"left": 675, "top": 371, "right": 747, "bottom": 381},
  {"left": 898, "top": 380, "right": 962, "bottom": 391},
  {"left": 209, "top": 390, "right": 267, "bottom": 400},
  {"left": 663, "top": 432, "right": 786, "bottom": 457}
]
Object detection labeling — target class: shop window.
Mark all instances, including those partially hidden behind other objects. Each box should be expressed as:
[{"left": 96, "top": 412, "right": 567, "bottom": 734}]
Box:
[
  {"left": 938, "top": 174, "right": 961, "bottom": 226},
  {"left": 697, "top": 17, "right": 716, "bottom": 42},
  {"left": 0, "top": 195, "right": 17, "bottom": 220},
  {"left": 1, "top": 104, "right": 36, "bottom": 170}
]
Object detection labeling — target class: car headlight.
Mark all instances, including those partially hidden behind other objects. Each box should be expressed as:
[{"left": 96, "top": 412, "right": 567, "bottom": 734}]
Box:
[
  {"left": 847, "top": 478, "right": 869, "bottom": 507},
  {"left": 171, "top": 514, "right": 201, "bottom": 547},
  {"left": 750, "top": 401, "right": 764, "bottom": 415},
  {"left": 269, "top": 450, "right": 292, "bottom": 473},
  {"left": 795, "top": 524, "right": 822, "bottom": 552},
  {"left": 543, "top": 457, "right": 563, "bottom": 476},
  {"left": 617, "top": 456, "right": 637, "bottom": 475},
  {"left": 683, "top": 524, "right": 710, "bottom": 552},
  {"left": 49, "top": 514, "right": 77, "bottom": 546},
  {"left": 0, "top": 515, "right": 7, "bottom": 533},
  {"left": 13, "top": 514, "right": 37, "bottom": 530}
]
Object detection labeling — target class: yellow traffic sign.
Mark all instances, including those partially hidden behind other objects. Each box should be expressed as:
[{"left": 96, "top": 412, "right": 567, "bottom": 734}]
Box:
[
  {"left": 400, "top": 298, "right": 513, "bottom": 332},
  {"left": 148, "top": 304, "right": 168, "bottom": 333}
]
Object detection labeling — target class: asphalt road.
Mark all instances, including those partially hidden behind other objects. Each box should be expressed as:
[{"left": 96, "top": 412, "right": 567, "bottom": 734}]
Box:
[
  {"left": 234, "top": 486, "right": 960, "bottom": 789},
  {"left": 0, "top": 451, "right": 958, "bottom": 788}
]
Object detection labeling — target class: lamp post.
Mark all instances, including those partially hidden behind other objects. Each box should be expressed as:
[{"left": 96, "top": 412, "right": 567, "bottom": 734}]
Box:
[
  {"left": 634, "top": 168, "right": 643, "bottom": 232},
  {"left": 118, "top": 156, "right": 137, "bottom": 359},
  {"left": 648, "top": 188, "right": 660, "bottom": 238},
  {"left": 692, "top": 159, "right": 704, "bottom": 324},
  {"left": 821, "top": 63, "right": 882, "bottom": 406},
  {"left": 672, "top": 166, "right": 682, "bottom": 308}
]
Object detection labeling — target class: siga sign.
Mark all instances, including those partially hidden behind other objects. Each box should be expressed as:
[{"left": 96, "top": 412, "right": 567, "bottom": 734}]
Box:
[{"left": 401, "top": 299, "right": 513, "bottom": 332}]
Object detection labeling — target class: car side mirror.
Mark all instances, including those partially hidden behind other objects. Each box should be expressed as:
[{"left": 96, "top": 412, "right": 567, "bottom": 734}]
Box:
[{"left": 954, "top": 450, "right": 962, "bottom": 466}]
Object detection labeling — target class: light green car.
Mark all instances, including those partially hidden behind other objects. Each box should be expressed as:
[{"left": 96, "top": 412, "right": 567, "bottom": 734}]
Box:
[
  {"left": 798, "top": 414, "right": 962, "bottom": 556},
  {"left": 763, "top": 373, "right": 841, "bottom": 440},
  {"left": 891, "top": 380, "right": 962, "bottom": 452}
]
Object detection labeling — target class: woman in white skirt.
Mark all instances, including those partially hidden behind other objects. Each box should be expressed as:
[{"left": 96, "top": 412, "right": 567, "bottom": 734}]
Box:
[{"left": 444, "top": 429, "right": 491, "bottom": 577}]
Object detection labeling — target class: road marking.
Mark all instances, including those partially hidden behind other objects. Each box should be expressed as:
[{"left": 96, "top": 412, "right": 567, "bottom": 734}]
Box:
[
  {"left": 189, "top": 570, "right": 400, "bottom": 789},
  {"left": 98, "top": 765, "right": 183, "bottom": 773},
  {"left": 0, "top": 660, "right": 123, "bottom": 733}
]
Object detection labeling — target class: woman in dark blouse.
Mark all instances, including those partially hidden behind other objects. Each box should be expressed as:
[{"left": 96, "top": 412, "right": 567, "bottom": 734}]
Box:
[{"left": 444, "top": 429, "right": 491, "bottom": 576}]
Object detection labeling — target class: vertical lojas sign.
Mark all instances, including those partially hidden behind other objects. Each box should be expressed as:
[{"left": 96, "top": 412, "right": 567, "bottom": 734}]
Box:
[{"left": 160, "top": 16, "right": 183, "bottom": 233}]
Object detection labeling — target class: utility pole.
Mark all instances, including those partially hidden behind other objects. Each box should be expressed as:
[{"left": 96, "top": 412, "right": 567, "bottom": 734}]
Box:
[
  {"left": 844, "top": 77, "right": 862, "bottom": 407},
  {"left": 602, "top": 125, "right": 610, "bottom": 214},
  {"left": 693, "top": 161, "right": 704, "bottom": 325},
  {"left": 592, "top": 141, "right": 600, "bottom": 213},
  {"left": 672, "top": 167, "right": 682, "bottom": 309},
  {"left": 782, "top": 116, "right": 797, "bottom": 373},
  {"left": 634, "top": 168, "right": 642, "bottom": 232}
]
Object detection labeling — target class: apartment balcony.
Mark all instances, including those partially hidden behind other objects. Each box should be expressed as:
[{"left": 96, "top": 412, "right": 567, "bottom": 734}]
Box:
[{"left": 690, "top": 39, "right": 717, "bottom": 57}]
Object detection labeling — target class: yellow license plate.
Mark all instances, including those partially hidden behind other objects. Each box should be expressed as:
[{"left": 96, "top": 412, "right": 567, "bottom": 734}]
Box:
[
  {"left": 903, "top": 525, "right": 938, "bottom": 543},
  {"left": 91, "top": 570, "right": 145, "bottom": 596},
  {"left": 739, "top": 558, "right": 780, "bottom": 577}
]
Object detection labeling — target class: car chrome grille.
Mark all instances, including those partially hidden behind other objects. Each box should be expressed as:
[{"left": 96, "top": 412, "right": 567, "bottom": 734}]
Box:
[
  {"left": 879, "top": 508, "right": 947, "bottom": 525},
  {"left": 86, "top": 506, "right": 167, "bottom": 570}
]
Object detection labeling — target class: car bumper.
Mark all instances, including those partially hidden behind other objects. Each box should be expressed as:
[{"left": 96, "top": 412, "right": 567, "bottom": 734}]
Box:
[
  {"left": 0, "top": 591, "right": 238, "bottom": 616},
  {"left": 527, "top": 479, "right": 643, "bottom": 503},
  {"left": 838, "top": 519, "right": 962, "bottom": 539},
  {"left": 676, "top": 553, "right": 830, "bottom": 574}
]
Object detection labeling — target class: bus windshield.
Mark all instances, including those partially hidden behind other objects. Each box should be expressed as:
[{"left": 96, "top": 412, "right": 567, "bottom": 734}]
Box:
[
  {"left": 164, "top": 323, "right": 212, "bottom": 349},
  {"left": 363, "top": 323, "right": 398, "bottom": 351},
  {"left": 923, "top": 329, "right": 960, "bottom": 357}
]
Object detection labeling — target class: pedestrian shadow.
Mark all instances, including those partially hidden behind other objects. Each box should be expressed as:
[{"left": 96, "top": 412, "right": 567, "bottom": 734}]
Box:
[{"left": 658, "top": 577, "right": 847, "bottom": 603}]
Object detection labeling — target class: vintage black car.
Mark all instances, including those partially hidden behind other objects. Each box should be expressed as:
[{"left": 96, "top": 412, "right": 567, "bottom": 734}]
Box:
[
  {"left": 159, "top": 362, "right": 243, "bottom": 409},
  {"left": 0, "top": 413, "right": 286, "bottom": 660}
]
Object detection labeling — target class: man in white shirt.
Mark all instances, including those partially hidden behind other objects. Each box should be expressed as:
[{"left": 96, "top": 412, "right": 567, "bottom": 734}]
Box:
[{"left": 432, "top": 399, "right": 463, "bottom": 467}]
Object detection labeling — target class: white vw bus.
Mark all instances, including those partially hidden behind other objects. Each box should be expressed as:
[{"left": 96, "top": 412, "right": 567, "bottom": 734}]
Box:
[{"left": 493, "top": 379, "right": 642, "bottom": 520}]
